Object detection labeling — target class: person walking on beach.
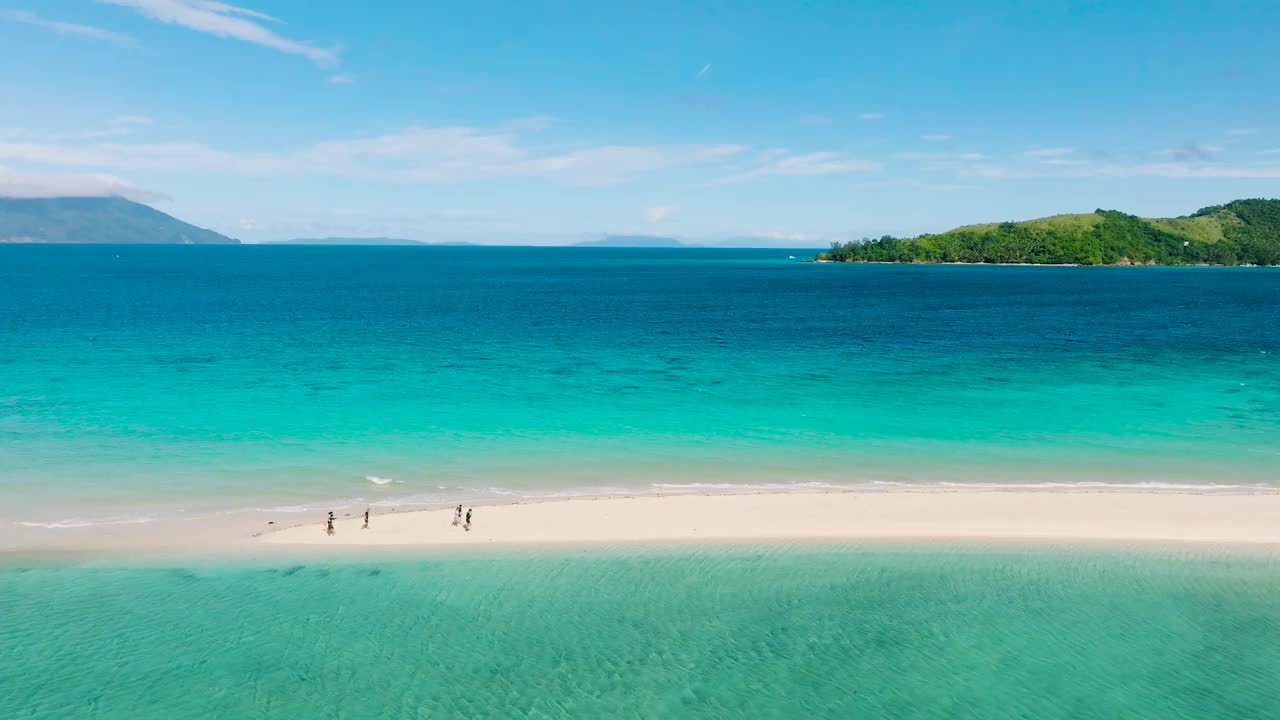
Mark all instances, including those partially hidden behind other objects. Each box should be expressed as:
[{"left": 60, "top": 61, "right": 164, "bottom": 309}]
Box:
[
  {"left": 362, "top": 508, "right": 369, "bottom": 530},
  {"left": 452, "top": 504, "right": 463, "bottom": 527},
  {"left": 464, "top": 508, "right": 473, "bottom": 532},
  {"left": 326, "top": 512, "right": 335, "bottom": 536}
]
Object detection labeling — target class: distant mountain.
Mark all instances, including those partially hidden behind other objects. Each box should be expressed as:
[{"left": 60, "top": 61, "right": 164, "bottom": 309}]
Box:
[
  {"left": 0, "top": 196, "right": 238, "bottom": 244},
  {"left": 818, "top": 198, "right": 1280, "bottom": 266},
  {"left": 276, "top": 237, "right": 479, "bottom": 246},
  {"left": 576, "top": 235, "right": 686, "bottom": 248}
]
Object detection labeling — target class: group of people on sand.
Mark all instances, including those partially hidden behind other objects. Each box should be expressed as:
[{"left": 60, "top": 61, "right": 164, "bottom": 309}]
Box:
[
  {"left": 452, "top": 504, "right": 473, "bottom": 531},
  {"left": 324, "top": 505, "right": 472, "bottom": 536},
  {"left": 324, "top": 509, "right": 370, "bottom": 536}
]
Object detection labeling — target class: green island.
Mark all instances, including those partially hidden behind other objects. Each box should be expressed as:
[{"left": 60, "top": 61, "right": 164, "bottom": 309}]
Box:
[{"left": 816, "top": 198, "right": 1280, "bottom": 266}]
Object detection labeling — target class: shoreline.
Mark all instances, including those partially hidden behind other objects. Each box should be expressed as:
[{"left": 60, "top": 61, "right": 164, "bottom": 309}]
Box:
[
  {"left": 812, "top": 259, "right": 1275, "bottom": 267},
  {"left": 260, "top": 489, "right": 1280, "bottom": 550},
  {"left": 8, "top": 486, "right": 1280, "bottom": 558}
]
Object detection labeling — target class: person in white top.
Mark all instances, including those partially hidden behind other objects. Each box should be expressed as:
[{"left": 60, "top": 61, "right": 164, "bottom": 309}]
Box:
[{"left": 451, "top": 504, "right": 462, "bottom": 527}]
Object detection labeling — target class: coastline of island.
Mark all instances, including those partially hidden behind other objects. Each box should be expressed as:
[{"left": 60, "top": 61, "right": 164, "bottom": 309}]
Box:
[{"left": 813, "top": 199, "right": 1280, "bottom": 266}]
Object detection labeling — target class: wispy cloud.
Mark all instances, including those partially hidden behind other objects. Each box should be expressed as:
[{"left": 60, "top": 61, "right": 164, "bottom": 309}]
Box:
[
  {"left": 196, "top": 1, "right": 281, "bottom": 24},
  {"left": 954, "top": 155, "right": 1280, "bottom": 180},
  {"left": 3, "top": 115, "right": 154, "bottom": 141},
  {"left": 0, "top": 164, "right": 165, "bottom": 202},
  {"left": 0, "top": 124, "right": 750, "bottom": 186},
  {"left": 1162, "top": 143, "right": 1222, "bottom": 162},
  {"left": 503, "top": 115, "right": 555, "bottom": 132},
  {"left": 696, "top": 63, "right": 712, "bottom": 78},
  {"left": 1094, "top": 162, "right": 1280, "bottom": 178},
  {"left": 98, "top": 0, "right": 339, "bottom": 66},
  {"left": 327, "top": 73, "right": 355, "bottom": 85},
  {"left": 1225, "top": 128, "right": 1257, "bottom": 136},
  {"left": 712, "top": 151, "right": 881, "bottom": 184},
  {"left": 1260, "top": 149, "right": 1280, "bottom": 155},
  {"left": 1022, "top": 147, "right": 1075, "bottom": 158},
  {"left": 920, "top": 134, "right": 951, "bottom": 142},
  {"left": 859, "top": 112, "right": 885, "bottom": 120},
  {"left": 957, "top": 164, "right": 1030, "bottom": 180},
  {"left": 110, "top": 115, "right": 153, "bottom": 128},
  {"left": 644, "top": 205, "right": 676, "bottom": 223},
  {"left": 3, "top": 9, "right": 133, "bottom": 45}
]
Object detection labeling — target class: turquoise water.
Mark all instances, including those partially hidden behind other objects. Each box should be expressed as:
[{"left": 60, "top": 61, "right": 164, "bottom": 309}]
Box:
[
  {"left": 2, "top": 546, "right": 1278, "bottom": 719},
  {"left": 1, "top": 246, "right": 1278, "bottom": 531}
]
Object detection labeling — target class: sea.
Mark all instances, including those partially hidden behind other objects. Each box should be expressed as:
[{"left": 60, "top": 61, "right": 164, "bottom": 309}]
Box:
[
  {"left": 2, "top": 246, "right": 1279, "bottom": 718},
  {"left": 3, "top": 546, "right": 1279, "bottom": 718},
  {"left": 2, "top": 246, "right": 1277, "bottom": 530}
]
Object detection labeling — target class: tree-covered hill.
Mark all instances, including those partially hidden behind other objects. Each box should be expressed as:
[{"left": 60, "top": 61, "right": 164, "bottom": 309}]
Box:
[{"left": 818, "top": 199, "right": 1280, "bottom": 265}]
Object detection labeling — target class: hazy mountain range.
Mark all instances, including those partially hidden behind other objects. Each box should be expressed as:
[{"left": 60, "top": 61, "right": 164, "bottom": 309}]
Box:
[{"left": 0, "top": 197, "right": 237, "bottom": 244}]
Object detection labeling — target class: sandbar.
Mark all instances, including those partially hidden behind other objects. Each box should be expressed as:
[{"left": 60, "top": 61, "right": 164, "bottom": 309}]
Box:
[{"left": 262, "top": 490, "right": 1280, "bottom": 548}]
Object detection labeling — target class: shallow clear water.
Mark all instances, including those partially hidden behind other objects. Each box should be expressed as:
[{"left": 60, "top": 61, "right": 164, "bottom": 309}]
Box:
[
  {"left": 1, "top": 246, "right": 1278, "bottom": 529},
  {"left": 2, "top": 546, "right": 1277, "bottom": 719}
]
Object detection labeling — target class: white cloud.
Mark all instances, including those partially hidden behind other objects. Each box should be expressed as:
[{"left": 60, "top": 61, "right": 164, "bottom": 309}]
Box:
[
  {"left": 327, "top": 73, "right": 355, "bottom": 85},
  {"left": 713, "top": 151, "right": 881, "bottom": 184},
  {"left": 1160, "top": 143, "right": 1223, "bottom": 162},
  {"left": 3, "top": 115, "right": 154, "bottom": 141},
  {"left": 1225, "top": 128, "right": 1257, "bottom": 136},
  {"left": 755, "top": 148, "right": 789, "bottom": 163},
  {"left": 196, "top": 1, "right": 280, "bottom": 23},
  {"left": 953, "top": 156, "right": 1280, "bottom": 180},
  {"left": 644, "top": 205, "right": 676, "bottom": 223},
  {"left": 1095, "top": 162, "right": 1280, "bottom": 178},
  {"left": 0, "top": 140, "right": 267, "bottom": 172},
  {"left": 3, "top": 10, "right": 133, "bottom": 45},
  {"left": 1039, "top": 157, "right": 1087, "bottom": 166},
  {"left": 686, "top": 144, "right": 748, "bottom": 161},
  {"left": 0, "top": 125, "right": 750, "bottom": 186},
  {"left": 1023, "top": 147, "right": 1075, "bottom": 158},
  {"left": 110, "top": 115, "right": 153, "bottom": 128},
  {"left": 98, "top": 0, "right": 339, "bottom": 66},
  {"left": 696, "top": 63, "right": 712, "bottom": 78},
  {"left": 958, "top": 164, "right": 1030, "bottom": 180},
  {"left": 859, "top": 112, "right": 885, "bottom": 120},
  {"left": 0, "top": 164, "right": 165, "bottom": 201},
  {"left": 920, "top": 134, "right": 952, "bottom": 142},
  {"left": 503, "top": 115, "right": 555, "bottom": 132},
  {"left": 1260, "top": 149, "right": 1280, "bottom": 155}
]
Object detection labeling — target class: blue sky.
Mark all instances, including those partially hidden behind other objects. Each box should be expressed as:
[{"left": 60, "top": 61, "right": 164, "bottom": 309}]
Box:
[{"left": 2, "top": 0, "right": 1280, "bottom": 244}]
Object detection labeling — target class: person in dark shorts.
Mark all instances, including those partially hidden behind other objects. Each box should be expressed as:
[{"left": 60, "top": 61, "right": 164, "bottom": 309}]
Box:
[
  {"left": 464, "top": 508, "right": 473, "bottom": 531},
  {"left": 326, "top": 512, "right": 335, "bottom": 536},
  {"left": 362, "top": 509, "right": 369, "bottom": 529}
]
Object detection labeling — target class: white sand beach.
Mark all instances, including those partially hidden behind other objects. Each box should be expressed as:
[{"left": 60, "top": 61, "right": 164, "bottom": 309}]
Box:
[{"left": 262, "top": 489, "right": 1280, "bottom": 548}]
